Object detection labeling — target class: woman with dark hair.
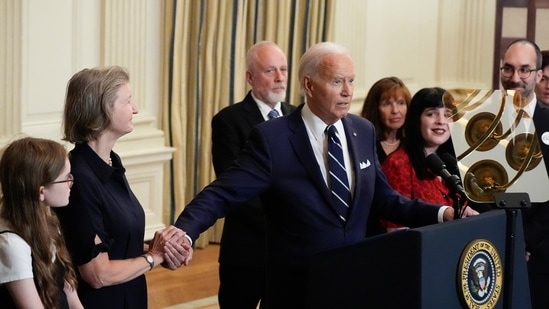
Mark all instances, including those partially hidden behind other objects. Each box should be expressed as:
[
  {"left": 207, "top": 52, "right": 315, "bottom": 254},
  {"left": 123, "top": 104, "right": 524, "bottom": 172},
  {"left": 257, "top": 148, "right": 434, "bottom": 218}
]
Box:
[
  {"left": 0, "top": 137, "right": 83, "bottom": 308},
  {"left": 361, "top": 76, "right": 411, "bottom": 163},
  {"left": 381, "top": 87, "right": 457, "bottom": 232}
]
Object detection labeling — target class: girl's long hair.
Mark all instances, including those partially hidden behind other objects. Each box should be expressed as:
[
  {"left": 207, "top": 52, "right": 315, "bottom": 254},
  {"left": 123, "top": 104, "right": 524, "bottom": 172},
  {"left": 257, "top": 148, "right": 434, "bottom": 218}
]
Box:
[{"left": 0, "top": 137, "right": 77, "bottom": 309}]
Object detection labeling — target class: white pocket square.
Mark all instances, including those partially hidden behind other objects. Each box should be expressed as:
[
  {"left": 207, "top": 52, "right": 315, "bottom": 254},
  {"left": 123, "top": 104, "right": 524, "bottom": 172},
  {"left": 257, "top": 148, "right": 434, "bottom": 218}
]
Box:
[{"left": 360, "top": 160, "right": 371, "bottom": 169}]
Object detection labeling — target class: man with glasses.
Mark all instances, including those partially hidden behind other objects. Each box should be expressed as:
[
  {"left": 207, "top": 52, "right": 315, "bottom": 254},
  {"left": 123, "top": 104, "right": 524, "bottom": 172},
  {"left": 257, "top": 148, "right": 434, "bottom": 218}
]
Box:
[
  {"left": 500, "top": 40, "right": 542, "bottom": 108},
  {"left": 501, "top": 39, "right": 549, "bottom": 309}
]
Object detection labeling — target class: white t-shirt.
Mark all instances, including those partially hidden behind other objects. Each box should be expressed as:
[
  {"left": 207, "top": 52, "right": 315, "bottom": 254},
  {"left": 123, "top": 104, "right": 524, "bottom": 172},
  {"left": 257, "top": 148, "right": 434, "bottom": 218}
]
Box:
[{"left": 0, "top": 218, "right": 33, "bottom": 284}]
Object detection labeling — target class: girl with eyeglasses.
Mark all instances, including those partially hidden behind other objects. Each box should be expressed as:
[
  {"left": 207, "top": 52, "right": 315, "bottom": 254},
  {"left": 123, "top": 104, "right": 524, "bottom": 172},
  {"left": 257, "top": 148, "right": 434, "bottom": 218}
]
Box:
[{"left": 0, "top": 137, "right": 83, "bottom": 309}]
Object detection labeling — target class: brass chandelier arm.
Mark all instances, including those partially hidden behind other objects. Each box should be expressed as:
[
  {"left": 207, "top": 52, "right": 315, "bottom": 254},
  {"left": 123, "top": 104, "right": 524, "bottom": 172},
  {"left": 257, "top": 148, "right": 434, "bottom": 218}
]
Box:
[
  {"left": 499, "top": 133, "right": 539, "bottom": 190},
  {"left": 491, "top": 109, "right": 525, "bottom": 140},
  {"left": 458, "top": 94, "right": 507, "bottom": 161}
]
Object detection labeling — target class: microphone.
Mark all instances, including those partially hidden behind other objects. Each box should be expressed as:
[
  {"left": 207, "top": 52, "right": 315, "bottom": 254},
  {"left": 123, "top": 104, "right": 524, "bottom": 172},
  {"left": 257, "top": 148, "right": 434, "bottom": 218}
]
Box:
[
  {"left": 440, "top": 152, "right": 459, "bottom": 175},
  {"left": 425, "top": 153, "right": 465, "bottom": 195},
  {"left": 440, "top": 153, "right": 484, "bottom": 194},
  {"left": 466, "top": 172, "right": 484, "bottom": 195},
  {"left": 426, "top": 153, "right": 466, "bottom": 220}
]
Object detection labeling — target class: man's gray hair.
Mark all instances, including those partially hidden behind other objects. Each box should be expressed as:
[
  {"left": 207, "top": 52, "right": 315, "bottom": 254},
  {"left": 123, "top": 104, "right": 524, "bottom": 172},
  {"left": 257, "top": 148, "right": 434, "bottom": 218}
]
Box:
[{"left": 298, "top": 42, "right": 350, "bottom": 91}]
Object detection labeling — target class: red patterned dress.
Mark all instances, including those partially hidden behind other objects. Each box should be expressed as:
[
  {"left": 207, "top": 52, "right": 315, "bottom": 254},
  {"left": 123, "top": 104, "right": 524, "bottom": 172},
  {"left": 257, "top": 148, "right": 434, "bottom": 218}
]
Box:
[{"left": 381, "top": 147, "right": 453, "bottom": 229}]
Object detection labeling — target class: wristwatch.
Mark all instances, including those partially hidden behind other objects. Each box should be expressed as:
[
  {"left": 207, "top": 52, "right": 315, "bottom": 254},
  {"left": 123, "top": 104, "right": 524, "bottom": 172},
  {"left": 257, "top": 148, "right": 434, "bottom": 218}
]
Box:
[{"left": 142, "top": 254, "right": 154, "bottom": 270}]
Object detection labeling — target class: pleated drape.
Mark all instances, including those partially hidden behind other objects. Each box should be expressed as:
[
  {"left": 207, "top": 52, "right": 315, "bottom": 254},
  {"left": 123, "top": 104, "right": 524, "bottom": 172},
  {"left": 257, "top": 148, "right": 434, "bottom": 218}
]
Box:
[{"left": 161, "top": 0, "right": 333, "bottom": 246}]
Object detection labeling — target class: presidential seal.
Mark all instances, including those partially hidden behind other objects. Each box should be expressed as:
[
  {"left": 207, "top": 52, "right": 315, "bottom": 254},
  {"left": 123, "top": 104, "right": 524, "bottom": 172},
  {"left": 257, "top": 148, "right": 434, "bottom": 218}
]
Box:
[{"left": 458, "top": 239, "right": 503, "bottom": 309}]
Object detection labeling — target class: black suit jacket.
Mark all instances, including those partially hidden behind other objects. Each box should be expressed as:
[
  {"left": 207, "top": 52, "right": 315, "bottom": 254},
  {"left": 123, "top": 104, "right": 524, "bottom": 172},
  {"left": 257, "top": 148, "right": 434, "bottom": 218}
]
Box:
[
  {"left": 175, "top": 104, "right": 443, "bottom": 305},
  {"left": 211, "top": 91, "right": 295, "bottom": 266},
  {"left": 523, "top": 101, "right": 549, "bottom": 273}
]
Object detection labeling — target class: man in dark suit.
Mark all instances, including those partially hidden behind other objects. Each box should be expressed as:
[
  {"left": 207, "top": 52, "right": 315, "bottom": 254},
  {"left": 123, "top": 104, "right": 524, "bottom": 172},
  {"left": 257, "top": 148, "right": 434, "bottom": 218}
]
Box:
[
  {"left": 211, "top": 41, "right": 295, "bottom": 309},
  {"left": 166, "top": 42, "right": 475, "bottom": 308},
  {"left": 502, "top": 39, "right": 549, "bottom": 309}
]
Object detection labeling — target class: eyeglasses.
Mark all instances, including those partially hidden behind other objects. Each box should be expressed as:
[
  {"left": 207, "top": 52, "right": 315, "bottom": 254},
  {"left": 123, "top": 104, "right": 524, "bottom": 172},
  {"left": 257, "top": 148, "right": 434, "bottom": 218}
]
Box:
[
  {"left": 500, "top": 66, "right": 538, "bottom": 79},
  {"left": 50, "top": 174, "right": 74, "bottom": 188}
]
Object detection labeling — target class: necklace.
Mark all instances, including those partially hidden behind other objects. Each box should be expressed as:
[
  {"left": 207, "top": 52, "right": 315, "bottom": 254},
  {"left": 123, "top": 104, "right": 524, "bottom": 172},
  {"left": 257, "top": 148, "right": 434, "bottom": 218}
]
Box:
[
  {"left": 108, "top": 157, "right": 112, "bottom": 166},
  {"left": 381, "top": 140, "right": 400, "bottom": 146}
]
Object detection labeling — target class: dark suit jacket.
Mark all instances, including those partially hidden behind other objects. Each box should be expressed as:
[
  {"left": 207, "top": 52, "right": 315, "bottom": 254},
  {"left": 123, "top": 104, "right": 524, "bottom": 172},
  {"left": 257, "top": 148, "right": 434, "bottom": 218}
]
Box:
[
  {"left": 175, "top": 104, "right": 442, "bottom": 306},
  {"left": 211, "top": 91, "right": 295, "bottom": 266},
  {"left": 523, "top": 101, "right": 549, "bottom": 274}
]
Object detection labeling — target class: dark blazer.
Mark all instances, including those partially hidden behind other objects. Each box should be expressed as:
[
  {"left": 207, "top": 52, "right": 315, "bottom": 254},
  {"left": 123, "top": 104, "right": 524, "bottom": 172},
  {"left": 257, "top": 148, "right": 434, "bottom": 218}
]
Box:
[
  {"left": 523, "top": 101, "right": 549, "bottom": 308},
  {"left": 175, "top": 104, "right": 442, "bottom": 307},
  {"left": 524, "top": 101, "right": 549, "bottom": 272},
  {"left": 211, "top": 91, "right": 295, "bottom": 266}
]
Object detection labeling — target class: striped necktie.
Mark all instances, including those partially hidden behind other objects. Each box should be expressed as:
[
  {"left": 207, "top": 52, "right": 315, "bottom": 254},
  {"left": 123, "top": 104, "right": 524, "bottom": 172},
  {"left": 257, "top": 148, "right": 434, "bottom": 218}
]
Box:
[
  {"left": 326, "top": 125, "right": 351, "bottom": 221},
  {"left": 268, "top": 109, "right": 280, "bottom": 120}
]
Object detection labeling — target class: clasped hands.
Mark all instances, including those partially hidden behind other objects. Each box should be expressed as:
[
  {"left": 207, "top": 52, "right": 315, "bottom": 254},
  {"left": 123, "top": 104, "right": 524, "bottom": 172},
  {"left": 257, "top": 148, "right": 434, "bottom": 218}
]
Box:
[{"left": 147, "top": 226, "right": 194, "bottom": 270}]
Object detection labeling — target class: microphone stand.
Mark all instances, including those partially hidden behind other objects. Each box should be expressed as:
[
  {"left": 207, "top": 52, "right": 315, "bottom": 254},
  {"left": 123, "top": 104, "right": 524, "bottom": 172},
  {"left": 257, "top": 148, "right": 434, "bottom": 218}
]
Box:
[
  {"left": 451, "top": 191, "right": 461, "bottom": 220},
  {"left": 425, "top": 152, "right": 466, "bottom": 219},
  {"left": 445, "top": 174, "right": 463, "bottom": 220},
  {"left": 493, "top": 192, "right": 531, "bottom": 309}
]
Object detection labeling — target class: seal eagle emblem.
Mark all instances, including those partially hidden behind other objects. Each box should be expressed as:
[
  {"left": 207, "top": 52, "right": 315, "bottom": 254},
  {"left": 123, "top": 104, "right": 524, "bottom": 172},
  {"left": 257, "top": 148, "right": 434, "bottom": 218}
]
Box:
[{"left": 458, "top": 239, "right": 503, "bottom": 308}]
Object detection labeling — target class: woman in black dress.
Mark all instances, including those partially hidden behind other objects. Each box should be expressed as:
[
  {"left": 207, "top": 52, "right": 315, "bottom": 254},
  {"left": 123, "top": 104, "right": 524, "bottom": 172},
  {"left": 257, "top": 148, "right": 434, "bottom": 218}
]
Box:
[{"left": 55, "top": 66, "right": 189, "bottom": 308}]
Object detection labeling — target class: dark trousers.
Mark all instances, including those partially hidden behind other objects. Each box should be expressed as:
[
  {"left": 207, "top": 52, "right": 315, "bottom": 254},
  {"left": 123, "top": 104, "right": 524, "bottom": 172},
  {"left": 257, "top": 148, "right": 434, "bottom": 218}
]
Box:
[
  {"left": 218, "top": 263, "right": 265, "bottom": 309},
  {"left": 528, "top": 272, "right": 549, "bottom": 309},
  {"left": 264, "top": 264, "right": 308, "bottom": 309},
  {"left": 523, "top": 202, "right": 549, "bottom": 309}
]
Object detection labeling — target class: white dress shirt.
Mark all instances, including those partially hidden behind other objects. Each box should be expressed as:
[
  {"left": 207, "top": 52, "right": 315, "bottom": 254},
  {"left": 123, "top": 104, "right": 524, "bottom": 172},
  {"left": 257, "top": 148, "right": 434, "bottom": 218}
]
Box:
[
  {"left": 251, "top": 92, "right": 282, "bottom": 121},
  {"left": 301, "top": 103, "right": 355, "bottom": 196}
]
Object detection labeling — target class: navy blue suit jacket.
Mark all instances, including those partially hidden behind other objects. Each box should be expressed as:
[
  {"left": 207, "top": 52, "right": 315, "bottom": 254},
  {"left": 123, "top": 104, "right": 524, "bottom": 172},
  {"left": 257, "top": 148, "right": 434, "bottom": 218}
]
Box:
[
  {"left": 174, "top": 104, "right": 442, "bottom": 305},
  {"left": 211, "top": 91, "right": 295, "bottom": 266}
]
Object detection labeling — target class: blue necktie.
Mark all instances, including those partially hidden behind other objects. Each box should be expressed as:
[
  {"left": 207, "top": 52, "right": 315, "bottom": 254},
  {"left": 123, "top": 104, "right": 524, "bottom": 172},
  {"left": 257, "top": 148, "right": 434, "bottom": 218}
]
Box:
[
  {"left": 268, "top": 109, "right": 280, "bottom": 120},
  {"left": 326, "top": 125, "right": 351, "bottom": 221}
]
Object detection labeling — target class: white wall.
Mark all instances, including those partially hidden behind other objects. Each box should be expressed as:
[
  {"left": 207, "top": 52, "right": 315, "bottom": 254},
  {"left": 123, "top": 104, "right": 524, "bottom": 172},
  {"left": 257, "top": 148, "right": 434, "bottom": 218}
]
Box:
[{"left": 331, "top": 0, "right": 496, "bottom": 114}]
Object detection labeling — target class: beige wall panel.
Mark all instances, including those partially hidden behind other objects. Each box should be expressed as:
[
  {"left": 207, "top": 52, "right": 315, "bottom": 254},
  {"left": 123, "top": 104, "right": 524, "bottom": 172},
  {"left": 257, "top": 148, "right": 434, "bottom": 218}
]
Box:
[
  {"left": 536, "top": 9, "right": 549, "bottom": 50},
  {"left": 331, "top": 0, "right": 368, "bottom": 113},
  {"left": 21, "top": 0, "right": 75, "bottom": 139},
  {"left": 334, "top": 0, "right": 440, "bottom": 115},
  {"left": 437, "top": 0, "right": 495, "bottom": 90},
  {"left": 0, "top": 0, "right": 22, "bottom": 143},
  {"left": 334, "top": 0, "right": 496, "bottom": 116},
  {"left": 502, "top": 8, "right": 527, "bottom": 38}
]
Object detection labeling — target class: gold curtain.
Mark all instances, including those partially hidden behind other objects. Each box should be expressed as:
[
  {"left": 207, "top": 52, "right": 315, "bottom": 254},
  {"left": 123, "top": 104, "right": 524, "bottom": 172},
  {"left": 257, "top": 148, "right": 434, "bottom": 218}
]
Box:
[{"left": 161, "top": 0, "right": 334, "bottom": 247}]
